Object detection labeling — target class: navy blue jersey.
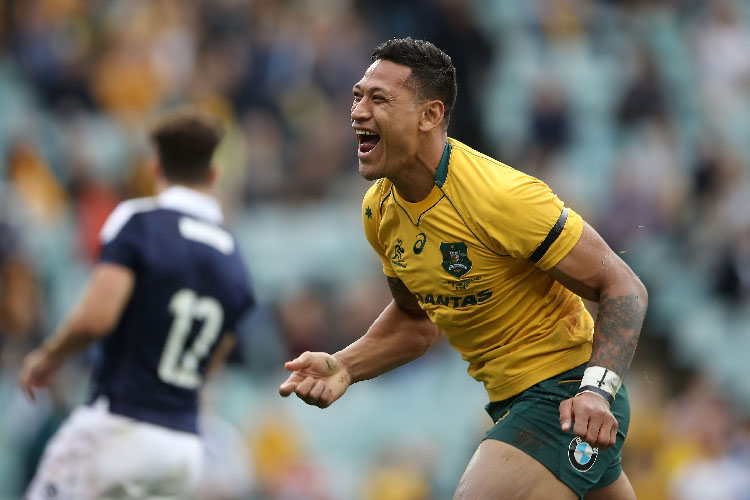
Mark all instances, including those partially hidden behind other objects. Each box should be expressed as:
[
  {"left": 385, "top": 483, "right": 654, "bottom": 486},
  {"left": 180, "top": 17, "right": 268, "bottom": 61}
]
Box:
[{"left": 89, "top": 186, "right": 255, "bottom": 434}]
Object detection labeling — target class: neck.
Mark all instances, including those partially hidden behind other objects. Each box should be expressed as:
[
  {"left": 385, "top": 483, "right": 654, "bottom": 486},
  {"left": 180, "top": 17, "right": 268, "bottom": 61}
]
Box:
[
  {"left": 390, "top": 132, "right": 447, "bottom": 203},
  {"left": 156, "top": 180, "right": 213, "bottom": 196}
]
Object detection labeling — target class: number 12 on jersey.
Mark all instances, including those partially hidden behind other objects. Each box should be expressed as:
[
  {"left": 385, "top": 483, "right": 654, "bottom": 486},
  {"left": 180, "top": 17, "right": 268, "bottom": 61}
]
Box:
[{"left": 159, "top": 288, "right": 224, "bottom": 389}]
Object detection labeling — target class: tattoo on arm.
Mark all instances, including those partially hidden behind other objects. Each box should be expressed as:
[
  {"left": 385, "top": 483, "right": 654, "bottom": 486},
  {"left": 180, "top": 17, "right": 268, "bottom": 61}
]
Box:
[
  {"left": 386, "top": 277, "right": 427, "bottom": 319},
  {"left": 589, "top": 292, "right": 645, "bottom": 376}
]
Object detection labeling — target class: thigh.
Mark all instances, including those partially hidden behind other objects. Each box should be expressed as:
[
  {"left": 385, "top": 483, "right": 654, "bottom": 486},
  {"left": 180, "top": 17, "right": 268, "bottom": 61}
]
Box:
[
  {"left": 92, "top": 416, "right": 203, "bottom": 499},
  {"left": 26, "top": 405, "right": 203, "bottom": 500},
  {"left": 454, "top": 440, "right": 578, "bottom": 500},
  {"left": 584, "top": 471, "right": 636, "bottom": 500},
  {"left": 26, "top": 406, "right": 102, "bottom": 500}
]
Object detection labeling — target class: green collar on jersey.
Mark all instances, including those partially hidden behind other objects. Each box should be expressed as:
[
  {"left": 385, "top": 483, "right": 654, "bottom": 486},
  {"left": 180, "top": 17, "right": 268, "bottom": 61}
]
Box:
[{"left": 435, "top": 141, "right": 452, "bottom": 188}]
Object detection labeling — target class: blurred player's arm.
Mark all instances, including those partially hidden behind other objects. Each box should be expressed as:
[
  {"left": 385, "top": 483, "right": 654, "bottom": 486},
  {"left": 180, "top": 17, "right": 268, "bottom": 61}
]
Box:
[
  {"left": 206, "top": 333, "right": 237, "bottom": 380},
  {"left": 18, "top": 262, "right": 134, "bottom": 401},
  {"left": 0, "top": 256, "right": 37, "bottom": 337},
  {"left": 279, "top": 276, "right": 442, "bottom": 408}
]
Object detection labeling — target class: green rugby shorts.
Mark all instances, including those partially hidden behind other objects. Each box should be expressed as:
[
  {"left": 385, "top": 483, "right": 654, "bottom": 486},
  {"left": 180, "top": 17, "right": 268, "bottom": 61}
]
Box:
[{"left": 484, "top": 363, "right": 630, "bottom": 499}]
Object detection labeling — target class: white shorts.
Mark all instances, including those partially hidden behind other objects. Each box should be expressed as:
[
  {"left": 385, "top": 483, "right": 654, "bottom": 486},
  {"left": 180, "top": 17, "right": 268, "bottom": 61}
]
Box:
[{"left": 25, "top": 399, "right": 203, "bottom": 500}]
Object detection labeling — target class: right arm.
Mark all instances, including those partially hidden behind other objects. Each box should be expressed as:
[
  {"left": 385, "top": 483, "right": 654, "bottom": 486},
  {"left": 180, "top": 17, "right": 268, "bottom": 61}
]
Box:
[
  {"left": 205, "top": 333, "right": 237, "bottom": 380},
  {"left": 18, "top": 263, "right": 135, "bottom": 401},
  {"left": 336, "top": 277, "right": 442, "bottom": 383},
  {"left": 278, "top": 277, "right": 442, "bottom": 408}
]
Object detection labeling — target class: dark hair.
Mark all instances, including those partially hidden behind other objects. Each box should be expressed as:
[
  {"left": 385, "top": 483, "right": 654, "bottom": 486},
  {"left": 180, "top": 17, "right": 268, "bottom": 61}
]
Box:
[
  {"left": 149, "top": 107, "right": 224, "bottom": 184},
  {"left": 372, "top": 37, "right": 457, "bottom": 126}
]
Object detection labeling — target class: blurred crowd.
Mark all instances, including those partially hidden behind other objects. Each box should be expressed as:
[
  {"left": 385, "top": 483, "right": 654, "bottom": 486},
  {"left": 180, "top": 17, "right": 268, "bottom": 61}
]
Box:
[{"left": 0, "top": 0, "right": 749, "bottom": 498}]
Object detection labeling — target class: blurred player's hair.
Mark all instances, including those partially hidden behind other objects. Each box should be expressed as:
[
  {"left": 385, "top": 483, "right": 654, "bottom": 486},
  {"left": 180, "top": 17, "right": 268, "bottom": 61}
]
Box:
[
  {"left": 372, "top": 37, "right": 457, "bottom": 127},
  {"left": 149, "top": 107, "right": 224, "bottom": 184}
]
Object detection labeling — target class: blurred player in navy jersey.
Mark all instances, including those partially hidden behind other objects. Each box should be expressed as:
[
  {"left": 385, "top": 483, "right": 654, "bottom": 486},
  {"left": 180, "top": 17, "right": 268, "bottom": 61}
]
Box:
[{"left": 18, "top": 107, "right": 256, "bottom": 499}]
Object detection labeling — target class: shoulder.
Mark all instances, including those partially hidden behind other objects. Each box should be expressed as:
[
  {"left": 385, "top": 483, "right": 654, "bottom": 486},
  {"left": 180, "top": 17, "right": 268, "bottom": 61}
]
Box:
[
  {"left": 444, "top": 138, "right": 543, "bottom": 208},
  {"left": 362, "top": 178, "right": 394, "bottom": 227},
  {"left": 362, "top": 178, "right": 392, "bottom": 212},
  {"left": 448, "top": 138, "right": 529, "bottom": 184},
  {"left": 362, "top": 179, "right": 392, "bottom": 251},
  {"left": 177, "top": 216, "right": 237, "bottom": 255},
  {"left": 100, "top": 197, "right": 158, "bottom": 244}
]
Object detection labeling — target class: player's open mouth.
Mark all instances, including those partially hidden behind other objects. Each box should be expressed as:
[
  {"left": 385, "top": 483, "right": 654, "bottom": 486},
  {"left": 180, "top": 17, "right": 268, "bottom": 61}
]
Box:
[{"left": 356, "top": 129, "right": 380, "bottom": 158}]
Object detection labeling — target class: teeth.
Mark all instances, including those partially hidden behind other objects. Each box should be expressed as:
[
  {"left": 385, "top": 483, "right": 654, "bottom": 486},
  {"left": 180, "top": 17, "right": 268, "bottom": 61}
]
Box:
[{"left": 355, "top": 130, "right": 376, "bottom": 135}]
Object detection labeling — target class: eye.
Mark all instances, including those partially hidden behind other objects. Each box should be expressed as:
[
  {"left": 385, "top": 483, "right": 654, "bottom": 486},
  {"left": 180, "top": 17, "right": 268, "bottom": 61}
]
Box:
[{"left": 372, "top": 95, "right": 386, "bottom": 103}]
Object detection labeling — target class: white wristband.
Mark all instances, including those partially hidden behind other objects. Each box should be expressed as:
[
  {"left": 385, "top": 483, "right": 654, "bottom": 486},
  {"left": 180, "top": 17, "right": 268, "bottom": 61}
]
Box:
[{"left": 579, "top": 366, "right": 622, "bottom": 401}]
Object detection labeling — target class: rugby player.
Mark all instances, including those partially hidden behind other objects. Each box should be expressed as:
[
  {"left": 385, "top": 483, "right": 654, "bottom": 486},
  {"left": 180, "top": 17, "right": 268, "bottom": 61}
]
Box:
[
  {"left": 19, "top": 108, "right": 255, "bottom": 499},
  {"left": 280, "top": 38, "right": 647, "bottom": 500}
]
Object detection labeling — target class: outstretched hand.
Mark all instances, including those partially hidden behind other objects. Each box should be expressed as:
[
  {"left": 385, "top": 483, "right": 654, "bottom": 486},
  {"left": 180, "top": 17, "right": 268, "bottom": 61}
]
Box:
[
  {"left": 279, "top": 351, "right": 352, "bottom": 408},
  {"left": 559, "top": 392, "right": 618, "bottom": 449},
  {"left": 18, "top": 348, "right": 61, "bottom": 402}
]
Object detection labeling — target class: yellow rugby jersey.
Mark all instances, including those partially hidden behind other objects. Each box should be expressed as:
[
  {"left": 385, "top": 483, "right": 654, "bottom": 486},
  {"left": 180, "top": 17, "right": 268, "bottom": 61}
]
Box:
[{"left": 362, "top": 138, "right": 594, "bottom": 402}]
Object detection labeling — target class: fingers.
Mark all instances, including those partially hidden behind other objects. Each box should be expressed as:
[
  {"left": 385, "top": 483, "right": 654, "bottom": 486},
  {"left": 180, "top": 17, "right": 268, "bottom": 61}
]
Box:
[
  {"left": 581, "top": 416, "right": 617, "bottom": 448},
  {"left": 306, "top": 380, "right": 328, "bottom": 407},
  {"left": 279, "top": 352, "right": 316, "bottom": 396},
  {"left": 560, "top": 395, "right": 619, "bottom": 448},
  {"left": 278, "top": 380, "right": 295, "bottom": 397},
  {"left": 18, "top": 372, "right": 38, "bottom": 403},
  {"left": 279, "top": 372, "right": 304, "bottom": 397},
  {"left": 289, "top": 376, "right": 332, "bottom": 408},
  {"left": 572, "top": 409, "right": 590, "bottom": 441},
  {"left": 24, "top": 385, "right": 36, "bottom": 402},
  {"left": 559, "top": 398, "right": 573, "bottom": 432},
  {"left": 279, "top": 352, "right": 345, "bottom": 408},
  {"left": 284, "top": 351, "right": 313, "bottom": 372},
  {"left": 597, "top": 420, "right": 618, "bottom": 449}
]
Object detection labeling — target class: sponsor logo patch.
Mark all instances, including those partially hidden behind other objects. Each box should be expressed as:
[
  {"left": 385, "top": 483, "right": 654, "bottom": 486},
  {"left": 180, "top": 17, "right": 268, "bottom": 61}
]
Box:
[{"left": 568, "top": 437, "right": 598, "bottom": 472}]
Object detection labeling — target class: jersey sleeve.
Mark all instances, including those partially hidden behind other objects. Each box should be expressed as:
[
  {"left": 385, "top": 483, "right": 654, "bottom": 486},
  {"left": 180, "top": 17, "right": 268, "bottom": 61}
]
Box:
[
  {"left": 362, "top": 182, "right": 397, "bottom": 278},
  {"left": 98, "top": 203, "right": 145, "bottom": 271},
  {"left": 235, "top": 276, "right": 258, "bottom": 330},
  {"left": 485, "top": 173, "right": 583, "bottom": 271}
]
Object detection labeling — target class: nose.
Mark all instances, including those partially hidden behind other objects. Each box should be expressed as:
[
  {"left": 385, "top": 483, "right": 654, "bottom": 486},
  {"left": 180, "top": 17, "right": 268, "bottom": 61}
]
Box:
[{"left": 351, "top": 98, "right": 370, "bottom": 122}]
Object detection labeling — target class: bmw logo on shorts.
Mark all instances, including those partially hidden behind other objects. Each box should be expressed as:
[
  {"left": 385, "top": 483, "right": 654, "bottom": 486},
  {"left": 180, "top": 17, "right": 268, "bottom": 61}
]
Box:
[{"left": 568, "top": 437, "right": 598, "bottom": 472}]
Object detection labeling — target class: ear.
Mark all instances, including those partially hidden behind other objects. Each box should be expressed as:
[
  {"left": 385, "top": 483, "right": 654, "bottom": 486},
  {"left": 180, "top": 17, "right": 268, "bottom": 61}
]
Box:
[
  {"left": 207, "top": 164, "right": 218, "bottom": 186},
  {"left": 149, "top": 157, "right": 163, "bottom": 181},
  {"left": 418, "top": 100, "right": 445, "bottom": 132}
]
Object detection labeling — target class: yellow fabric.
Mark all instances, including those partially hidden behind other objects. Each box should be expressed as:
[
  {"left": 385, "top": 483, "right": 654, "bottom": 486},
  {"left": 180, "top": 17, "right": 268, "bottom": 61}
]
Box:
[{"left": 362, "top": 138, "right": 593, "bottom": 401}]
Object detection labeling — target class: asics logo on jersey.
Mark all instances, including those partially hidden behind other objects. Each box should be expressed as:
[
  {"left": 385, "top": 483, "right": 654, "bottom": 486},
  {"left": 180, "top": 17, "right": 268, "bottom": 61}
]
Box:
[{"left": 413, "top": 233, "right": 426, "bottom": 254}]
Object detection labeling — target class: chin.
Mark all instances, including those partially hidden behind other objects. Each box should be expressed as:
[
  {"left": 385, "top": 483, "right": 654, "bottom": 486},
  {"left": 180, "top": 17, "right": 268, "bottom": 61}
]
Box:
[{"left": 358, "top": 161, "right": 383, "bottom": 181}]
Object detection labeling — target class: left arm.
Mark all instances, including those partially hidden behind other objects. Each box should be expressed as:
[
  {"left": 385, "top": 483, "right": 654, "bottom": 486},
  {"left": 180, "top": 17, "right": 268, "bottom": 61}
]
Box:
[
  {"left": 547, "top": 221, "right": 647, "bottom": 447},
  {"left": 205, "top": 333, "right": 237, "bottom": 380},
  {"left": 18, "top": 263, "right": 135, "bottom": 401}
]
